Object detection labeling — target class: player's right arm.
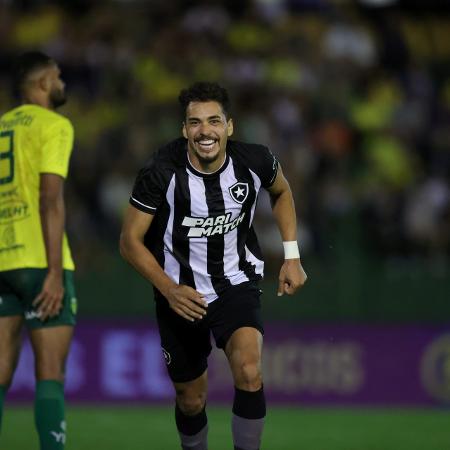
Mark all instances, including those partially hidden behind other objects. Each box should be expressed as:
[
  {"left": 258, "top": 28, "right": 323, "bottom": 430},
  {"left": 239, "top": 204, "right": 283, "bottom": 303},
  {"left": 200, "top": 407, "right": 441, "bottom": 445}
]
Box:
[{"left": 120, "top": 205, "right": 207, "bottom": 321}]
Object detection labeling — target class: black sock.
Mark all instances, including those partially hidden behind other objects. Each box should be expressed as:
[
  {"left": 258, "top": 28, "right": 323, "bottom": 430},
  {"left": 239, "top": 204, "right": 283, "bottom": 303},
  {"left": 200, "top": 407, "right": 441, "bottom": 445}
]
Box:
[
  {"left": 175, "top": 403, "right": 208, "bottom": 450},
  {"left": 232, "top": 386, "right": 266, "bottom": 450}
]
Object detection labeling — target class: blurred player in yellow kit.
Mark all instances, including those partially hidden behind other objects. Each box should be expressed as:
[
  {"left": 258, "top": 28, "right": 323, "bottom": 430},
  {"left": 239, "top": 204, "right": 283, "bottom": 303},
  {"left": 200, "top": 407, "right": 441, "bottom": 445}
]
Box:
[{"left": 0, "top": 51, "right": 76, "bottom": 450}]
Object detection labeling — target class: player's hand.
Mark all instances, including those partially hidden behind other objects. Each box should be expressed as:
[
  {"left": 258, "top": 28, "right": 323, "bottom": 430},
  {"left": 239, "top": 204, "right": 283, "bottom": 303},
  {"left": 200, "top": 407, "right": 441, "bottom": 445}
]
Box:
[
  {"left": 32, "top": 271, "right": 64, "bottom": 321},
  {"left": 277, "top": 259, "right": 307, "bottom": 296},
  {"left": 165, "top": 284, "right": 208, "bottom": 322}
]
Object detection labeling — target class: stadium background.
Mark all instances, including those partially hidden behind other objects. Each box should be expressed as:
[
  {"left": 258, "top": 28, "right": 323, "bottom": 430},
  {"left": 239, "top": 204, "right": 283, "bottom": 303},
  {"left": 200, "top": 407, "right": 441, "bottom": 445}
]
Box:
[{"left": 1, "top": 0, "right": 449, "bottom": 449}]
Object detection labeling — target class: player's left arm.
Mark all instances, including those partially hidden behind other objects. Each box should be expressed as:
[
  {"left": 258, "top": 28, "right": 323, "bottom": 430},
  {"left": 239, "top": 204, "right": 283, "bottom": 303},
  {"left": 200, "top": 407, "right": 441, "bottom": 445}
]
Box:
[
  {"left": 267, "top": 164, "right": 307, "bottom": 296},
  {"left": 33, "top": 119, "right": 74, "bottom": 320},
  {"left": 33, "top": 174, "right": 66, "bottom": 321}
]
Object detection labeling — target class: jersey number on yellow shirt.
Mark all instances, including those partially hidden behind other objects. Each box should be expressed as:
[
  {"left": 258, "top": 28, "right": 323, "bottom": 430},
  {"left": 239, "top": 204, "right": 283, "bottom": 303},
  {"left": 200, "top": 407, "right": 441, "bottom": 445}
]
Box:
[{"left": 0, "top": 130, "right": 14, "bottom": 185}]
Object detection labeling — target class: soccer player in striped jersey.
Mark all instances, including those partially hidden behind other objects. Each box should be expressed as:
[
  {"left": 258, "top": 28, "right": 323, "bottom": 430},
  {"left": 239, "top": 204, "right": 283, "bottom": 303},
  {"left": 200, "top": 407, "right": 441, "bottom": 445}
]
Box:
[
  {"left": 0, "top": 52, "right": 76, "bottom": 449},
  {"left": 120, "top": 82, "right": 307, "bottom": 450}
]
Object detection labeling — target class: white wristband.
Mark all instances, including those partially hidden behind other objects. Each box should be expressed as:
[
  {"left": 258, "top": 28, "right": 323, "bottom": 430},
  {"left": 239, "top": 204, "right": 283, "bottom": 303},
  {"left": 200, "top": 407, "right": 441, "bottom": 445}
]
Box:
[{"left": 283, "top": 241, "right": 300, "bottom": 259}]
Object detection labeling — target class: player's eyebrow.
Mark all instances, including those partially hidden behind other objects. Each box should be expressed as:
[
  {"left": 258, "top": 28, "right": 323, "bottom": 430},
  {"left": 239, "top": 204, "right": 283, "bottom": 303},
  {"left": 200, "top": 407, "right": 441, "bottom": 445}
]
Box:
[{"left": 187, "top": 115, "right": 223, "bottom": 122}]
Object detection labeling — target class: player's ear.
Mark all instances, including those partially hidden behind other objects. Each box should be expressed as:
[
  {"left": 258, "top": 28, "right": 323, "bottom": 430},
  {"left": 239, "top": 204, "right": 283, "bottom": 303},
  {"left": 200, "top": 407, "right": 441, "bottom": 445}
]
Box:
[
  {"left": 38, "top": 72, "right": 51, "bottom": 93},
  {"left": 182, "top": 123, "right": 188, "bottom": 139},
  {"left": 227, "top": 119, "right": 234, "bottom": 137}
]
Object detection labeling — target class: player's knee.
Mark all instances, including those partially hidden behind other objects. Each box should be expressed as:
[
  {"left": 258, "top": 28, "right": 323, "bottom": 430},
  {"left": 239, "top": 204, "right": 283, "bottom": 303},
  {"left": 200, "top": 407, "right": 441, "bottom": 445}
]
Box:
[
  {"left": 234, "top": 361, "right": 262, "bottom": 390},
  {"left": 0, "top": 371, "right": 15, "bottom": 388},
  {"left": 176, "top": 391, "right": 206, "bottom": 416},
  {"left": 35, "top": 360, "right": 65, "bottom": 382},
  {"left": 0, "top": 358, "right": 19, "bottom": 386}
]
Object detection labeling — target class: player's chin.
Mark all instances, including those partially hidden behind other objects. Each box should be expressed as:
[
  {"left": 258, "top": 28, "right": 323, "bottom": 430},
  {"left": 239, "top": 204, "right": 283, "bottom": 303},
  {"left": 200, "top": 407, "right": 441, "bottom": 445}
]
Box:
[{"left": 197, "top": 149, "right": 220, "bottom": 163}]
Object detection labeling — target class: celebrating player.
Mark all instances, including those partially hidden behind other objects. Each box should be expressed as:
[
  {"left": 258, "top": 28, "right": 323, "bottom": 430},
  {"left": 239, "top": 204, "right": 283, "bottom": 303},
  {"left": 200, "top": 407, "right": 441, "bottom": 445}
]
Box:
[
  {"left": 0, "top": 51, "right": 76, "bottom": 449},
  {"left": 120, "top": 81, "right": 307, "bottom": 450}
]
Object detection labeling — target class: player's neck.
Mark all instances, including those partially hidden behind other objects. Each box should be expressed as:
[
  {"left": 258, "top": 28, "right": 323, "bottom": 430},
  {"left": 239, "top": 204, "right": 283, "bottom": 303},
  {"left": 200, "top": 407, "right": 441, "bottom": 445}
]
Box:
[{"left": 22, "top": 92, "right": 52, "bottom": 110}]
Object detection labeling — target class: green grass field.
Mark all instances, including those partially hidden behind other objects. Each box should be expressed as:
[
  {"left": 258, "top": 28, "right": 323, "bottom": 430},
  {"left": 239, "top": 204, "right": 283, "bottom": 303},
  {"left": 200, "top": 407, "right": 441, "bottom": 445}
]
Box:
[{"left": 2, "top": 405, "right": 450, "bottom": 450}]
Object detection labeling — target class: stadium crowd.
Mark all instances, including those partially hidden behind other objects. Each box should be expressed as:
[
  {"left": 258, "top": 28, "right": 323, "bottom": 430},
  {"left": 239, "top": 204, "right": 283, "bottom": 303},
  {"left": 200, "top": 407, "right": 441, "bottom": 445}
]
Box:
[{"left": 1, "top": 0, "right": 449, "bottom": 274}]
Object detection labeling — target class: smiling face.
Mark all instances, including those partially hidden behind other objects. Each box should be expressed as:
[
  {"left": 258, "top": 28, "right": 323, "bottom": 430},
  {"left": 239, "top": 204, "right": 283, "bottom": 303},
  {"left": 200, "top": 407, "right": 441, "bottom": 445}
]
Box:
[{"left": 183, "top": 100, "right": 233, "bottom": 173}]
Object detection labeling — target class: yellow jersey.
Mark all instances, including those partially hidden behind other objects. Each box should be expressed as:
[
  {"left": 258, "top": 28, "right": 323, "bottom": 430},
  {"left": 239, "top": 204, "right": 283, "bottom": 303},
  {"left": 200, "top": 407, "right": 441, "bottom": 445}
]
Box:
[{"left": 0, "top": 104, "right": 75, "bottom": 271}]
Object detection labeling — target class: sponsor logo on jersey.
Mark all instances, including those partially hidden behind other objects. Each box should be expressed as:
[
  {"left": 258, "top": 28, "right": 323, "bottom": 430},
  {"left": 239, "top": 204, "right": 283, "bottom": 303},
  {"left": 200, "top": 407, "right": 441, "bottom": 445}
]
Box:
[
  {"left": 269, "top": 155, "right": 278, "bottom": 185},
  {"left": 0, "top": 200, "right": 30, "bottom": 224},
  {"left": 0, "top": 112, "right": 34, "bottom": 130},
  {"left": 2, "top": 225, "right": 15, "bottom": 247},
  {"left": 182, "top": 212, "right": 245, "bottom": 237},
  {"left": 229, "top": 182, "right": 249, "bottom": 204},
  {"left": 0, "top": 187, "right": 18, "bottom": 200}
]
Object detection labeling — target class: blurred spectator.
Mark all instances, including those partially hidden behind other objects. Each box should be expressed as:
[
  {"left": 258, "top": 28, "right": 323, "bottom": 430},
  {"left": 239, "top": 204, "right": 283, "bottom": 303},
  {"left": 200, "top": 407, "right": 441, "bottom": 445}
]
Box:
[{"left": 1, "top": 0, "right": 449, "bottom": 273}]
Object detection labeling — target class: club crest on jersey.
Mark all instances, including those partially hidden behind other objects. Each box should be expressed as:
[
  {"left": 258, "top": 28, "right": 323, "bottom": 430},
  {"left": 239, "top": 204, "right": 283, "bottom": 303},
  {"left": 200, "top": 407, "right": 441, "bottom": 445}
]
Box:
[{"left": 229, "top": 182, "right": 249, "bottom": 204}]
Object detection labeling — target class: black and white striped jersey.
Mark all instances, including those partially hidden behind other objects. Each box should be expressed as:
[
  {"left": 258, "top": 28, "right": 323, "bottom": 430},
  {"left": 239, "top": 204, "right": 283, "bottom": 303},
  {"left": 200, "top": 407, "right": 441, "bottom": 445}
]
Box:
[{"left": 130, "top": 137, "right": 278, "bottom": 303}]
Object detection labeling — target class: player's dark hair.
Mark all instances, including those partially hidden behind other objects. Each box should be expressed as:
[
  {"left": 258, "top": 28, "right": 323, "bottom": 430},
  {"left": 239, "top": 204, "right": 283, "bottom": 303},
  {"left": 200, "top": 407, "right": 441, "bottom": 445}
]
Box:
[
  {"left": 178, "top": 82, "right": 230, "bottom": 119},
  {"left": 12, "top": 51, "right": 54, "bottom": 93}
]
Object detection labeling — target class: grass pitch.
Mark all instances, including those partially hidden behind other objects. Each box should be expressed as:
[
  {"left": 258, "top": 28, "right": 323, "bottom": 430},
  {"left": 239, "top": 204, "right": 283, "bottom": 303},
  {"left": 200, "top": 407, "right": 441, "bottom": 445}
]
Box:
[{"left": 1, "top": 405, "right": 449, "bottom": 450}]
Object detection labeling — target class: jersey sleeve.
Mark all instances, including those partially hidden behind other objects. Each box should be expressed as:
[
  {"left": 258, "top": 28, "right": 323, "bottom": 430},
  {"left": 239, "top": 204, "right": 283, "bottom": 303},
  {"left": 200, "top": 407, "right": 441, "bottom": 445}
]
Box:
[
  {"left": 40, "top": 118, "right": 74, "bottom": 178},
  {"left": 259, "top": 146, "right": 278, "bottom": 188},
  {"left": 247, "top": 144, "right": 278, "bottom": 188},
  {"left": 129, "top": 156, "right": 168, "bottom": 214}
]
